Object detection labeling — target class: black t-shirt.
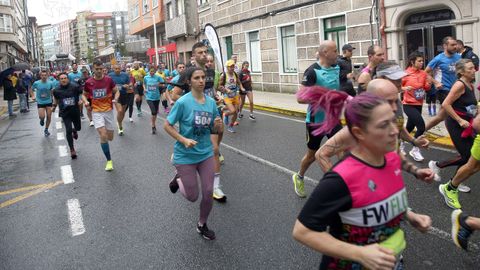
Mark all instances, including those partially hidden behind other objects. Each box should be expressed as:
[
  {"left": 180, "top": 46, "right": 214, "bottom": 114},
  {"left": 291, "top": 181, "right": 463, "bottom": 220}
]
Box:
[
  {"left": 175, "top": 67, "right": 216, "bottom": 97},
  {"left": 301, "top": 62, "right": 322, "bottom": 86},
  {"left": 53, "top": 82, "right": 82, "bottom": 115}
]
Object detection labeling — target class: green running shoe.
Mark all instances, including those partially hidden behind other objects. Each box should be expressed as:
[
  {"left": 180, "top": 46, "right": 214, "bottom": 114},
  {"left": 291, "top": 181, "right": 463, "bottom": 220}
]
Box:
[
  {"left": 292, "top": 173, "right": 306, "bottom": 198},
  {"left": 439, "top": 183, "right": 461, "bottom": 209}
]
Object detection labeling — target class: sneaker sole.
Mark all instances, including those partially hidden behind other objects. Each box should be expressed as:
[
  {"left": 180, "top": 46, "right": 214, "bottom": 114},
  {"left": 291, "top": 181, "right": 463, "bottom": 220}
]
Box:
[
  {"left": 213, "top": 195, "right": 227, "bottom": 203},
  {"left": 458, "top": 185, "right": 471, "bottom": 193},
  {"left": 292, "top": 175, "right": 306, "bottom": 198},
  {"left": 451, "top": 209, "right": 463, "bottom": 249},
  {"left": 439, "top": 184, "right": 459, "bottom": 209}
]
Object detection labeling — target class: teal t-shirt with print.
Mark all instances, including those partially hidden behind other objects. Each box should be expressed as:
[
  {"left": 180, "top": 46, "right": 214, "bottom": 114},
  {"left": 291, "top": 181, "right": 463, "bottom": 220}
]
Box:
[
  {"left": 143, "top": 74, "right": 164, "bottom": 101},
  {"left": 32, "top": 80, "right": 55, "bottom": 104}
]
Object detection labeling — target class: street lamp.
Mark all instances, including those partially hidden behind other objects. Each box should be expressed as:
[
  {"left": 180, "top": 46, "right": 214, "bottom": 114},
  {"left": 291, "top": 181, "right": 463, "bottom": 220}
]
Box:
[{"left": 144, "top": 4, "right": 159, "bottom": 67}]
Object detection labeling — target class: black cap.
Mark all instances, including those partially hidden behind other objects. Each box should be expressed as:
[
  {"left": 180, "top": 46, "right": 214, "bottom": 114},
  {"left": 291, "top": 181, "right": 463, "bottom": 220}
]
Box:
[{"left": 342, "top": 44, "right": 356, "bottom": 51}]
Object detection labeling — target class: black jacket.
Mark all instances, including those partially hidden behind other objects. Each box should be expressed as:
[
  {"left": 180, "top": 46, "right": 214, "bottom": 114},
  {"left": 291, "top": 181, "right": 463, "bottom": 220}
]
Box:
[
  {"left": 336, "top": 56, "right": 355, "bottom": 96},
  {"left": 461, "top": 46, "right": 479, "bottom": 70},
  {"left": 3, "top": 78, "right": 16, "bottom": 100}
]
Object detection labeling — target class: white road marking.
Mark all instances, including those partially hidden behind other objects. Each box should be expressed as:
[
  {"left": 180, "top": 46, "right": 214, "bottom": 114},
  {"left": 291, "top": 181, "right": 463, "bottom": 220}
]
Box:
[
  {"left": 67, "top": 199, "right": 86, "bottom": 237},
  {"left": 58, "top": 145, "right": 68, "bottom": 157},
  {"left": 428, "top": 226, "right": 479, "bottom": 251},
  {"left": 56, "top": 121, "right": 62, "bottom": 130},
  {"left": 61, "top": 165, "right": 74, "bottom": 184},
  {"left": 57, "top": 132, "right": 65, "bottom": 141}
]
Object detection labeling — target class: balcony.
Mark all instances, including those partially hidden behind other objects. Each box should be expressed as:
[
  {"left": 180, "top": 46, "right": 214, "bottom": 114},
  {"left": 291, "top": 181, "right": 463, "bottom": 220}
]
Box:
[{"left": 165, "top": 14, "right": 187, "bottom": 39}]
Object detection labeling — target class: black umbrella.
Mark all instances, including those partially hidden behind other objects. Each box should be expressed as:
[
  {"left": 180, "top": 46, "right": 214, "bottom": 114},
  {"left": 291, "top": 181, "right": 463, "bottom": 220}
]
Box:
[
  {"left": 12, "top": 62, "right": 31, "bottom": 71},
  {"left": 0, "top": 67, "right": 14, "bottom": 84}
]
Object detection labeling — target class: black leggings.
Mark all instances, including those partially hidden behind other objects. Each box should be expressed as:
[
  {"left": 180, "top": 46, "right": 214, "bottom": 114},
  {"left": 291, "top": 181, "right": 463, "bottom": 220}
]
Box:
[
  {"left": 125, "top": 93, "right": 135, "bottom": 118},
  {"left": 438, "top": 117, "right": 474, "bottom": 170},
  {"left": 403, "top": 104, "right": 425, "bottom": 138},
  {"left": 147, "top": 100, "right": 160, "bottom": 115},
  {"left": 62, "top": 109, "right": 81, "bottom": 149}
]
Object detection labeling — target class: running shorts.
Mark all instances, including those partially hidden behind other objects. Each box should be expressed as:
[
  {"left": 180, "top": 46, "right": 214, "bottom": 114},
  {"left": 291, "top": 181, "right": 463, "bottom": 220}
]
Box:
[
  {"left": 224, "top": 95, "right": 240, "bottom": 105},
  {"left": 92, "top": 110, "right": 114, "bottom": 130},
  {"left": 135, "top": 84, "right": 144, "bottom": 96},
  {"left": 118, "top": 93, "right": 129, "bottom": 106},
  {"left": 147, "top": 100, "right": 160, "bottom": 115},
  {"left": 471, "top": 134, "right": 480, "bottom": 161},
  {"left": 37, "top": 103, "right": 52, "bottom": 108},
  {"left": 437, "top": 90, "right": 449, "bottom": 104},
  {"left": 305, "top": 123, "right": 343, "bottom": 150}
]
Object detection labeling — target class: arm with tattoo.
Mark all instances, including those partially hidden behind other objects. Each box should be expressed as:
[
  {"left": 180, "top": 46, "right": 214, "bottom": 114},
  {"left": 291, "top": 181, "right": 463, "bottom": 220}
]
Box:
[{"left": 316, "top": 127, "right": 352, "bottom": 172}]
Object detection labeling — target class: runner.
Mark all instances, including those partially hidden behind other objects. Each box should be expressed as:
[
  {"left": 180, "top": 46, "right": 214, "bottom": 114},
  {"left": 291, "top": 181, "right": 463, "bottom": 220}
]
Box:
[
  {"left": 238, "top": 61, "right": 255, "bottom": 120},
  {"left": 108, "top": 64, "right": 132, "bottom": 136},
  {"left": 31, "top": 70, "right": 55, "bottom": 137},
  {"left": 337, "top": 44, "right": 356, "bottom": 96},
  {"left": 82, "top": 60, "right": 119, "bottom": 171},
  {"left": 156, "top": 63, "right": 172, "bottom": 114},
  {"left": 292, "top": 40, "right": 342, "bottom": 198},
  {"left": 68, "top": 63, "right": 85, "bottom": 119},
  {"left": 173, "top": 43, "right": 227, "bottom": 202},
  {"left": 131, "top": 62, "right": 147, "bottom": 117},
  {"left": 52, "top": 73, "right": 82, "bottom": 159},
  {"left": 357, "top": 45, "right": 385, "bottom": 93},
  {"left": 78, "top": 67, "right": 94, "bottom": 126},
  {"left": 143, "top": 67, "right": 164, "bottom": 134},
  {"left": 293, "top": 91, "right": 431, "bottom": 270},
  {"left": 401, "top": 52, "right": 431, "bottom": 162},
  {"left": 436, "top": 59, "right": 477, "bottom": 208},
  {"left": 164, "top": 67, "right": 223, "bottom": 240},
  {"left": 315, "top": 79, "right": 434, "bottom": 182},
  {"left": 219, "top": 60, "right": 244, "bottom": 132},
  {"left": 124, "top": 67, "right": 136, "bottom": 122}
]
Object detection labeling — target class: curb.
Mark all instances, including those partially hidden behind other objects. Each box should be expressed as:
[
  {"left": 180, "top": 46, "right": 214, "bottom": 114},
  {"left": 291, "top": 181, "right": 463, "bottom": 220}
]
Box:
[
  {"left": 0, "top": 106, "right": 6, "bottom": 118},
  {"left": 248, "top": 102, "right": 455, "bottom": 149}
]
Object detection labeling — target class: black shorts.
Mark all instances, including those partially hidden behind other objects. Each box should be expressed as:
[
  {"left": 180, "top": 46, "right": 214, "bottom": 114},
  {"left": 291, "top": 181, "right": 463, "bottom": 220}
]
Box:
[
  {"left": 37, "top": 103, "right": 52, "bottom": 108},
  {"left": 306, "top": 123, "right": 342, "bottom": 150},
  {"left": 437, "top": 90, "right": 449, "bottom": 104},
  {"left": 240, "top": 88, "right": 252, "bottom": 95},
  {"left": 147, "top": 100, "right": 160, "bottom": 115},
  {"left": 426, "top": 92, "right": 437, "bottom": 104},
  {"left": 135, "top": 84, "right": 144, "bottom": 96},
  {"left": 118, "top": 93, "right": 134, "bottom": 106}
]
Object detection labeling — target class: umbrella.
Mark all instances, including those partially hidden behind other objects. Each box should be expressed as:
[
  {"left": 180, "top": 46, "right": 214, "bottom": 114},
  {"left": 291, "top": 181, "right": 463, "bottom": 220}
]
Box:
[
  {"left": 12, "top": 62, "right": 31, "bottom": 71},
  {"left": 0, "top": 67, "right": 14, "bottom": 84}
]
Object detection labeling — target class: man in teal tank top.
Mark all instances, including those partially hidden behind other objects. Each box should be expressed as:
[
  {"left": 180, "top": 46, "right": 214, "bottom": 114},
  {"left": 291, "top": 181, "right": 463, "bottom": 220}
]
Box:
[{"left": 293, "top": 40, "right": 341, "bottom": 198}]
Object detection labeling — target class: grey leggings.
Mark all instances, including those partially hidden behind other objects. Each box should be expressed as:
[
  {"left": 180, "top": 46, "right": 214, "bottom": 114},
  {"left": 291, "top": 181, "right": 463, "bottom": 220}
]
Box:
[{"left": 174, "top": 156, "right": 215, "bottom": 224}]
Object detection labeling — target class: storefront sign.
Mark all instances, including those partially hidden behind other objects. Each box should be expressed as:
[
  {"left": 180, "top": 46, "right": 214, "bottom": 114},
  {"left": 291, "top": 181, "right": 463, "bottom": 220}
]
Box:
[{"left": 406, "top": 9, "right": 455, "bottom": 25}]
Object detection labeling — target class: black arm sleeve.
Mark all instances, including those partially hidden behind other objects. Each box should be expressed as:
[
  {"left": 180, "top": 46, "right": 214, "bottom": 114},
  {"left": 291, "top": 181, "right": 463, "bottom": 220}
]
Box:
[
  {"left": 301, "top": 67, "right": 317, "bottom": 86},
  {"left": 337, "top": 59, "right": 350, "bottom": 82},
  {"left": 297, "top": 172, "right": 352, "bottom": 232}
]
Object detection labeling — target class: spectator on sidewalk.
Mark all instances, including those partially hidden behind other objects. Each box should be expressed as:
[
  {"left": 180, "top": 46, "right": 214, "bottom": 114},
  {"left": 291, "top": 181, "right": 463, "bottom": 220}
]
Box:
[
  {"left": 21, "top": 70, "right": 33, "bottom": 110},
  {"left": 357, "top": 45, "right": 385, "bottom": 94},
  {"left": 16, "top": 72, "right": 28, "bottom": 113},
  {"left": 337, "top": 44, "right": 356, "bottom": 96},
  {"left": 3, "top": 72, "right": 16, "bottom": 117},
  {"left": 457, "top": 40, "right": 479, "bottom": 71}
]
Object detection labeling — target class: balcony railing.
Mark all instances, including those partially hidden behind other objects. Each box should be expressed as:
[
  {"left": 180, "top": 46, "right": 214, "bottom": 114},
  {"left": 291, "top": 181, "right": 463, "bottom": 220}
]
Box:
[{"left": 165, "top": 14, "right": 187, "bottom": 39}]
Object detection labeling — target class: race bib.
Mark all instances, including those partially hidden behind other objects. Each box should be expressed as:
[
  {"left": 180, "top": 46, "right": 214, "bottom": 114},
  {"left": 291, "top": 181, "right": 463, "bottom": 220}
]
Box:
[
  {"left": 93, "top": 88, "right": 107, "bottom": 99},
  {"left": 414, "top": 88, "right": 425, "bottom": 100},
  {"left": 193, "top": 110, "right": 213, "bottom": 137},
  {"left": 466, "top": 104, "right": 477, "bottom": 117},
  {"left": 40, "top": 92, "right": 48, "bottom": 98},
  {"left": 147, "top": 85, "right": 157, "bottom": 92},
  {"left": 63, "top": 97, "right": 76, "bottom": 106}
]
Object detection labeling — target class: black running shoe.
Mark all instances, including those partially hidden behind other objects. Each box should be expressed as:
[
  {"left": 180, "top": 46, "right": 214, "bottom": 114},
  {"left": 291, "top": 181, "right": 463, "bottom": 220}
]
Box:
[
  {"left": 169, "top": 174, "right": 179, "bottom": 193},
  {"left": 152, "top": 126, "right": 156, "bottom": 134},
  {"left": 452, "top": 209, "right": 473, "bottom": 250},
  {"left": 72, "top": 130, "right": 78, "bottom": 140},
  {"left": 197, "top": 223, "right": 216, "bottom": 240}
]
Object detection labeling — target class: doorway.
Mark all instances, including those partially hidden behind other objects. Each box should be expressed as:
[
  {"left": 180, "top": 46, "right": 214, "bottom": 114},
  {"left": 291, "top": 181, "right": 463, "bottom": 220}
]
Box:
[{"left": 404, "top": 9, "right": 455, "bottom": 66}]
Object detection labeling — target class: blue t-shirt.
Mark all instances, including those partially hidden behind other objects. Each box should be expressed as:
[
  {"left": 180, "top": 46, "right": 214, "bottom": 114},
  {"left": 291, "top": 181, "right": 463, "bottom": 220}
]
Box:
[
  {"left": 301, "top": 63, "right": 340, "bottom": 123},
  {"left": 68, "top": 72, "right": 82, "bottom": 84},
  {"left": 427, "top": 52, "right": 461, "bottom": 91},
  {"left": 167, "top": 75, "right": 180, "bottom": 91},
  {"left": 172, "top": 70, "right": 179, "bottom": 78},
  {"left": 143, "top": 74, "right": 164, "bottom": 101},
  {"left": 49, "top": 76, "right": 59, "bottom": 88},
  {"left": 32, "top": 80, "right": 54, "bottom": 104},
  {"left": 108, "top": 72, "right": 130, "bottom": 94},
  {"left": 167, "top": 92, "right": 218, "bottom": 165}
]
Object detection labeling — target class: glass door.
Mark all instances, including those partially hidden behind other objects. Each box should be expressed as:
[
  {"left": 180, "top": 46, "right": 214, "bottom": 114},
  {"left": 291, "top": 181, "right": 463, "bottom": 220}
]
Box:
[{"left": 406, "top": 27, "right": 428, "bottom": 67}]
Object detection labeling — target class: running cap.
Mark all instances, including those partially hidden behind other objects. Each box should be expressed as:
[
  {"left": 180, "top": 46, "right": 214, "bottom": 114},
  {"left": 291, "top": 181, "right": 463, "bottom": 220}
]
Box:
[
  {"left": 342, "top": 44, "right": 355, "bottom": 51},
  {"left": 376, "top": 65, "right": 407, "bottom": 80},
  {"left": 225, "top": 59, "right": 235, "bottom": 67}
]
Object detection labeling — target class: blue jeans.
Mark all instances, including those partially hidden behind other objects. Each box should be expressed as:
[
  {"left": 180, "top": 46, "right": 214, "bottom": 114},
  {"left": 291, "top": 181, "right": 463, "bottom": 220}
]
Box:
[
  {"left": 18, "top": 93, "right": 27, "bottom": 111},
  {"left": 7, "top": 100, "right": 13, "bottom": 115}
]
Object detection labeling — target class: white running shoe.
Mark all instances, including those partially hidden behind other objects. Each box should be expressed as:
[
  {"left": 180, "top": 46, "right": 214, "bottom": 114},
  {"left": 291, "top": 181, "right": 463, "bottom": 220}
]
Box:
[
  {"left": 458, "top": 183, "right": 471, "bottom": 193},
  {"left": 409, "top": 146, "right": 424, "bottom": 162},
  {"left": 428, "top": 160, "right": 441, "bottom": 182},
  {"left": 213, "top": 186, "right": 227, "bottom": 202},
  {"left": 399, "top": 141, "right": 406, "bottom": 156},
  {"left": 129, "top": 117, "right": 134, "bottom": 122},
  {"left": 89, "top": 121, "right": 94, "bottom": 127}
]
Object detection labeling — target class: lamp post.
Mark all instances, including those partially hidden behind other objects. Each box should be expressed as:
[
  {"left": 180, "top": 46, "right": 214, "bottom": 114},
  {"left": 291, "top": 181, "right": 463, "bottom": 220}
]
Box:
[{"left": 144, "top": 4, "right": 159, "bottom": 67}]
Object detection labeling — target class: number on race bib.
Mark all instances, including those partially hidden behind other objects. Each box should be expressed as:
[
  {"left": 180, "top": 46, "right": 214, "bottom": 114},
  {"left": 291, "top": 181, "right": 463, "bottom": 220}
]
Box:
[
  {"left": 63, "top": 97, "right": 76, "bottom": 106},
  {"left": 93, "top": 88, "right": 107, "bottom": 99}
]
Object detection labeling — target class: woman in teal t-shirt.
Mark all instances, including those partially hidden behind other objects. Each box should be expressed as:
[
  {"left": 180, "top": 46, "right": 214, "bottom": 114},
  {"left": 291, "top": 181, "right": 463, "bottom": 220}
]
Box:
[
  {"left": 164, "top": 67, "right": 223, "bottom": 241},
  {"left": 143, "top": 68, "right": 164, "bottom": 134}
]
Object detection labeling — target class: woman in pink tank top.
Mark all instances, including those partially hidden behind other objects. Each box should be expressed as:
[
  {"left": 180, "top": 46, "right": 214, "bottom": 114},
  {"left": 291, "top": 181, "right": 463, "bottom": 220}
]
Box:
[{"left": 293, "top": 89, "right": 432, "bottom": 270}]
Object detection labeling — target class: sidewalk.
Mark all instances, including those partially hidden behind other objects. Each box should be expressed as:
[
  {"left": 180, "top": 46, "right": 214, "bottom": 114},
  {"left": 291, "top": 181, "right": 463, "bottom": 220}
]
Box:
[{"left": 247, "top": 91, "right": 454, "bottom": 148}]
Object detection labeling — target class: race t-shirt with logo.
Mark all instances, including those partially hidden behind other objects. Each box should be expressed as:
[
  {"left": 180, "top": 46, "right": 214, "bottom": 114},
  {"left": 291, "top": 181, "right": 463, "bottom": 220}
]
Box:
[
  {"left": 167, "top": 92, "right": 218, "bottom": 165},
  {"left": 130, "top": 68, "right": 146, "bottom": 85},
  {"left": 48, "top": 76, "right": 59, "bottom": 88},
  {"left": 298, "top": 152, "right": 407, "bottom": 270},
  {"left": 167, "top": 74, "right": 181, "bottom": 91},
  {"left": 32, "top": 80, "right": 55, "bottom": 105},
  {"left": 427, "top": 52, "right": 461, "bottom": 91},
  {"left": 83, "top": 76, "right": 116, "bottom": 112},
  {"left": 222, "top": 72, "right": 239, "bottom": 99},
  {"left": 53, "top": 83, "right": 82, "bottom": 116},
  {"left": 108, "top": 72, "right": 130, "bottom": 95},
  {"left": 301, "top": 62, "right": 340, "bottom": 123},
  {"left": 451, "top": 80, "right": 477, "bottom": 120},
  {"left": 143, "top": 74, "right": 164, "bottom": 101},
  {"left": 402, "top": 67, "right": 431, "bottom": 106},
  {"left": 68, "top": 71, "right": 82, "bottom": 84}
]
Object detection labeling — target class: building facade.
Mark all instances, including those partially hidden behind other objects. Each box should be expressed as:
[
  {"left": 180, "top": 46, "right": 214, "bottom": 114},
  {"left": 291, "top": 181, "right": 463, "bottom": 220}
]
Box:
[
  {"left": 0, "top": 0, "right": 30, "bottom": 70},
  {"left": 39, "top": 24, "right": 59, "bottom": 63},
  {"left": 57, "top": 19, "right": 71, "bottom": 54}
]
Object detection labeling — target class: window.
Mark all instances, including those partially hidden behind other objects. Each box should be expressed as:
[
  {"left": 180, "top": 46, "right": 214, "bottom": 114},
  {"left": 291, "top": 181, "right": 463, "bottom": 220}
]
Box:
[
  {"left": 0, "top": 0, "right": 10, "bottom": 5},
  {"left": 143, "top": 0, "right": 149, "bottom": 13},
  {"left": 96, "top": 19, "right": 104, "bottom": 24},
  {"left": 0, "top": 14, "right": 12, "bottom": 32},
  {"left": 177, "top": 0, "right": 184, "bottom": 16},
  {"left": 248, "top": 31, "right": 261, "bottom": 72},
  {"left": 132, "top": 4, "right": 139, "bottom": 19},
  {"left": 166, "top": 3, "right": 173, "bottom": 20},
  {"left": 280, "top": 25, "right": 297, "bottom": 73},
  {"left": 324, "top": 16, "right": 346, "bottom": 48},
  {"left": 152, "top": 0, "right": 159, "bottom": 8},
  {"left": 225, "top": 36, "right": 233, "bottom": 60},
  {"left": 198, "top": 0, "right": 208, "bottom": 5}
]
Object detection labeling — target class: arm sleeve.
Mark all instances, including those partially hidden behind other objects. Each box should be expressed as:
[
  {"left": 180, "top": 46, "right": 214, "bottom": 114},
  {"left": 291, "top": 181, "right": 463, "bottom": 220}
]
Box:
[
  {"left": 301, "top": 67, "right": 317, "bottom": 86},
  {"left": 297, "top": 172, "right": 352, "bottom": 232},
  {"left": 337, "top": 59, "right": 349, "bottom": 81},
  {"left": 167, "top": 99, "right": 183, "bottom": 125}
]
